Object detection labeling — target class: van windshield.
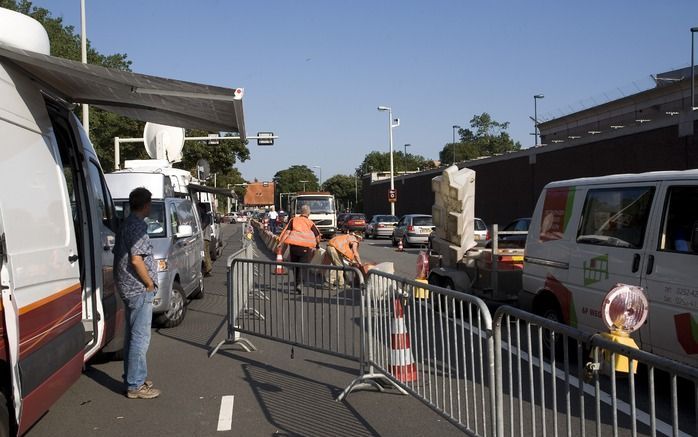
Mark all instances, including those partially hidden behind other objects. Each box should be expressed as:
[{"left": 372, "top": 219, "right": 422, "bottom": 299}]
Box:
[
  {"left": 115, "top": 201, "right": 167, "bottom": 238},
  {"left": 296, "top": 197, "right": 335, "bottom": 214}
]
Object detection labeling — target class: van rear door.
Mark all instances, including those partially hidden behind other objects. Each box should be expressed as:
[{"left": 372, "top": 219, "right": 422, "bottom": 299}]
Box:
[
  {"left": 568, "top": 183, "right": 659, "bottom": 343},
  {"left": 641, "top": 182, "right": 698, "bottom": 366}
]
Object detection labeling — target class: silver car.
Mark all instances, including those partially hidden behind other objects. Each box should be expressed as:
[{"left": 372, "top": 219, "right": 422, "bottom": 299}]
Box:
[
  {"left": 392, "top": 214, "right": 433, "bottom": 247},
  {"left": 365, "top": 214, "right": 399, "bottom": 239}
]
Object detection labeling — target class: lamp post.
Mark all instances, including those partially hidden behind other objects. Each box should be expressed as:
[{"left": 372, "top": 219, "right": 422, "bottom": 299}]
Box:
[
  {"left": 692, "top": 27, "right": 698, "bottom": 110},
  {"left": 452, "top": 125, "right": 460, "bottom": 164},
  {"left": 80, "top": 0, "right": 89, "bottom": 138},
  {"left": 533, "top": 94, "right": 544, "bottom": 146},
  {"left": 312, "top": 166, "right": 322, "bottom": 189},
  {"left": 403, "top": 143, "right": 411, "bottom": 173},
  {"left": 299, "top": 180, "right": 308, "bottom": 192},
  {"left": 378, "top": 106, "right": 399, "bottom": 215}
]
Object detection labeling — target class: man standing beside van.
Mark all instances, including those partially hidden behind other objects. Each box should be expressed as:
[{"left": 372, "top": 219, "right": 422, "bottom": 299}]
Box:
[
  {"left": 113, "top": 187, "right": 161, "bottom": 399},
  {"left": 279, "top": 204, "right": 321, "bottom": 293}
]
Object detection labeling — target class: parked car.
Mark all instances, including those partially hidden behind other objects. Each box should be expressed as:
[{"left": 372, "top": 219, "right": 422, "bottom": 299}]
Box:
[
  {"left": 392, "top": 214, "right": 433, "bottom": 247},
  {"left": 428, "top": 217, "right": 487, "bottom": 249},
  {"left": 485, "top": 217, "right": 531, "bottom": 249},
  {"left": 106, "top": 172, "right": 205, "bottom": 328},
  {"left": 365, "top": 214, "right": 399, "bottom": 239},
  {"left": 342, "top": 213, "right": 366, "bottom": 233}
]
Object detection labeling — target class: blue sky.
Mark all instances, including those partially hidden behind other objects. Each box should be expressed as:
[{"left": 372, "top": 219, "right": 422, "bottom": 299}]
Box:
[{"left": 40, "top": 0, "right": 698, "bottom": 182}]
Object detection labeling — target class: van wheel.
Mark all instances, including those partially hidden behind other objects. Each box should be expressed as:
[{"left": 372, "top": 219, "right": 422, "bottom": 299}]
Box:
[
  {"left": 156, "top": 283, "right": 187, "bottom": 328},
  {"left": 0, "top": 392, "right": 11, "bottom": 437},
  {"left": 191, "top": 275, "right": 205, "bottom": 300},
  {"left": 535, "top": 297, "right": 564, "bottom": 357}
]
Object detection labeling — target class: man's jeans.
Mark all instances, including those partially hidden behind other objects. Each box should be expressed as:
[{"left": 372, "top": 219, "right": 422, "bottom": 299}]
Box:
[{"left": 123, "top": 291, "right": 154, "bottom": 390}]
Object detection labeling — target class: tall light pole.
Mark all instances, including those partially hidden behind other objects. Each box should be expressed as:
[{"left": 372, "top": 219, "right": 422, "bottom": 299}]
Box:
[
  {"left": 299, "top": 180, "right": 309, "bottom": 192},
  {"left": 80, "top": 0, "right": 89, "bottom": 138},
  {"left": 378, "top": 106, "right": 399, "bottom": 215},
  {"left": 692, "top": 27, "right": 698, "bottom": 110},
  {"left": 533, "top": 94, "right": 544, "bottom": 146},
  {"left": 403, "top": 143, "right": 411, "bottom": 173},
  {"left": 312, "top": 165, "right": 322, "bottom": 189},
  {"left": 451, "top": 125, "right": 460, "bottom": 164}
]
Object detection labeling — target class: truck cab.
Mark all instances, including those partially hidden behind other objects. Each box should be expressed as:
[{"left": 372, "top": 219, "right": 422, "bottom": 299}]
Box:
[{"left": 289, "top": 192, "right": 337, "bottom": 239}]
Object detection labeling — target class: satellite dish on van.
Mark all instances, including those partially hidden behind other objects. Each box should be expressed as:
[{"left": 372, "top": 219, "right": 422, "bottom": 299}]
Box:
[
  {"left": 143, "top": 122, "right": 185, "bottom": 163},
  {"left": 196, "top": 159, "right": 210, "bottom": 180}
]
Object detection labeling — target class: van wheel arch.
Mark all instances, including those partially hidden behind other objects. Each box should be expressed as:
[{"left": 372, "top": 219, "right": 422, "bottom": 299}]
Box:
[{"left": 532, "top": 290, "right": 564, "bottom": 324}]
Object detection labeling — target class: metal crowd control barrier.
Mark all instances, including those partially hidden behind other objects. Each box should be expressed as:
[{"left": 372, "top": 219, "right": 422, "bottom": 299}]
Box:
[
  {"left": 493, "top": 306, "right": 698, "bottom": 437},
  {"left": 210, "top": 256, "right": 365, "bottom": 363},
  {"left": 340, "top": 270, "right": 497, "bottom": 437}
]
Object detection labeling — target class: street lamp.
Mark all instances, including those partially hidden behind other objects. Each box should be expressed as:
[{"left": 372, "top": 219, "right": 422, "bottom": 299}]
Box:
[
  {"left": 691, "top": 27, "right": 698, "bottom": 111},
  {"left": 312, "top": 165, "right": 322, "bottom": 189},
  {"left": 452, "top": 125, "right": 460, "bottom": 164},
  {"left": 299, "top": 180, "right": 309, "bottom": 192},
  {"left": 533, "top": 94, "right": 544, "bottom": 146},
  {"left": 378, "top": 105, "right": 399, "bottom": 215},
  {"left": 403, "top": 143, "right": 411, "bottom": 173}
]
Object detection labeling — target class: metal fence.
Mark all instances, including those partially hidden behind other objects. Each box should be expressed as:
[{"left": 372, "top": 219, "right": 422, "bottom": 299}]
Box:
[
  {"left": 493, "top": 306, "right": 698, "bottom": 437},
  {"left": 210, "top": 231, "right": 698, "bottom": 437},
  {"left": 210, "top": 256, "right": 365, "bottom": 363},
  {"left": 340, "top": 269, "right": 497, "bottom": 437}
]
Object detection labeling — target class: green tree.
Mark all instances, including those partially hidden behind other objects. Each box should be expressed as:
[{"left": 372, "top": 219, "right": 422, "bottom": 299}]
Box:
[
  {"left": 175, "top": 130, "right": 249, "bottom": 176},
  {"left": 274, "top": 165, "right": 319, "bottom": 203},
  {"left": 356, "top": 151, "right": 435, "bottom": 176},
  {"left": 322, "top": 174, "right": 362, "bottom": 211},
  {"left": 439, "top": 113, "right": 521, "bottom": 166}
]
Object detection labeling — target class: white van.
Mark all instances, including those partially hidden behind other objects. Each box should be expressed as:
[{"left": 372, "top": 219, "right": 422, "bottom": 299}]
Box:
[
  {"left": 0, "top": 7, "right": 244, "bottom": 434},
  {"left": 522, "top": 170, "right": 698, "bottom": 367},
  {"left": 106, "top": 172, "right": 205, "bottom": 327}
]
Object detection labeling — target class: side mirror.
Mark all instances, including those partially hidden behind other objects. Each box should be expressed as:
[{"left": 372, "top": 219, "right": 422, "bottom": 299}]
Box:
[{"left": 176, "top": 225, "right": 193, "bottom": 239}]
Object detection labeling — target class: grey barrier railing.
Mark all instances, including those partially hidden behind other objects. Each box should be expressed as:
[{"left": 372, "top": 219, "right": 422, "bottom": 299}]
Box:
[
  {"left": 493, "top": 306, "right": 698, "bottom": 437},
  {"left": 209, "top": 233, "right": 697, "bottom": 437}
]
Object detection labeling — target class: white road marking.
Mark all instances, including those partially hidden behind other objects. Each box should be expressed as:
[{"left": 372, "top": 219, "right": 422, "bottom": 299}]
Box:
[{"left": 217, "top": 395, "right": 235, "bottom": 432}]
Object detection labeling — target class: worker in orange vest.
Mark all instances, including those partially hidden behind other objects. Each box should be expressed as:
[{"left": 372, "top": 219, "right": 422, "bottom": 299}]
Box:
[
  {"left": 326, "top": 232, "right": 363, "bottom": 287},
  {"left": 279, "top": 204, "right": 321, "bottom": 293}
]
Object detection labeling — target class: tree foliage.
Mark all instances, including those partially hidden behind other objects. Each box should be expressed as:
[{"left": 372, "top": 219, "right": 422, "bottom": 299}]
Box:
[
  {"left": 356, "top": 151, "right": 435, "bottom": 176},
  {"left": 1, "top": 0, "right": 249, "bottom": 173},
  {"left": 273, "top": 165, "right": 320, "bottom": 202},
  {"left": 439, "top": 113, "right": 521, "bottom": 166},
  {"left": 322, "top": 174, "right": 361, "bottom": 211}
]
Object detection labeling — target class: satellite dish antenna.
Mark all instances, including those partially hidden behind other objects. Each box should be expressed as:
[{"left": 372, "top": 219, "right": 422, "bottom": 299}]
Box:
[
  {"left": 196, "top": 159, "right": 210, "bottom": 181},
  {"left": 143, "top": 122, "right": 185, "bottom": 163}
]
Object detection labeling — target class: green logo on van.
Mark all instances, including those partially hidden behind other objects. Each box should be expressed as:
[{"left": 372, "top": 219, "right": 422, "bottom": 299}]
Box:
[{"left": 583, "top": 254, "right": 609, "bottom": 286}]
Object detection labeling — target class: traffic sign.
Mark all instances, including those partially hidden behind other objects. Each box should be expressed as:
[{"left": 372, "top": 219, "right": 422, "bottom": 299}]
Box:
[{"left": 388, "top": 189, "right": 397, "bottom": 203}]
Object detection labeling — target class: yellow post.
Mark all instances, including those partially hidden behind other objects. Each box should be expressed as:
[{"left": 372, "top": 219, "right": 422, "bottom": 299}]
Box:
[{"left": 599, "top": 331, "right": 639, "bottom": 374}]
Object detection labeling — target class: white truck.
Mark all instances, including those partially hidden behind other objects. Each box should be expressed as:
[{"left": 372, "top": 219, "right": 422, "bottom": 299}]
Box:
[{"left": 289, "top": 192, "right": 337, "bottom": 239}]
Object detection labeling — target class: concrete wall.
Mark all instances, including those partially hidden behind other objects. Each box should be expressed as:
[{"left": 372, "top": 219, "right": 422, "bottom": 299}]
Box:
[{"left": 363, "top": 123, "right": 698, "bottom": 226}]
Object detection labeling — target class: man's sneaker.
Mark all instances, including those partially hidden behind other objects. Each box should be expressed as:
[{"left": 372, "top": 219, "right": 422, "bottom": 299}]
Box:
[{"left": 127, "top": 384, "right": 161, "bottom": 399}]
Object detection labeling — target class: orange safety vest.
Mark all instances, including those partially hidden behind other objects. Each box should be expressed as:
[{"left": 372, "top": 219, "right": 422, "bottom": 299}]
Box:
[
  {"left": 328, "top": 234, "right": 359, "bottom": 261},
  {"left": 280, "top": 216, "right": 318, "bottom": 248}
]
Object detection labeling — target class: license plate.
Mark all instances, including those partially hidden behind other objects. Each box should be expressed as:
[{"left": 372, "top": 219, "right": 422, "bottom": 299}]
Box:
[
  {"left": 475, "top": 235, "right": 482, "bottom": 240},
  {"left": 420, "top": 228, "right": 431, "bottom": 234}
]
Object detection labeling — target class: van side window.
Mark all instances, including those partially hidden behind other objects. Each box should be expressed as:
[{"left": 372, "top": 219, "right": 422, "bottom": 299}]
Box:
[
  {"left": 658, "top": 186, "right": 698, "bottom": 255},
  {"left": 176, "top": 200, "right": 198, "bottom": 233},
  {"left": 169, "top": 203, "right": 179, "bottom": 236},
  {"left": 88, "top": 160, "right": 115, "bottom": 231},
  {"left": 577, "top": 187, "right": 654, "bottom": 249}
]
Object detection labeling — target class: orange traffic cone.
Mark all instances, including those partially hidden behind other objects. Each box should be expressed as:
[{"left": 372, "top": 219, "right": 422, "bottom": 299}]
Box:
[
  {"left": 390, "top": 299, "right": 417, "bottom": 383},
  {"left": 396, "top": 239, "right": 404, "bottom": 252},
  {"left": 272, "top": 247, "right": 286, "bottom": 275}
]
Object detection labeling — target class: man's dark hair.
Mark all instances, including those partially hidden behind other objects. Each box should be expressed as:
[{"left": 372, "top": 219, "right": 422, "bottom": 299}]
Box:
[{"left": 129, "top": 187, "right": 152, "bottom": 212}]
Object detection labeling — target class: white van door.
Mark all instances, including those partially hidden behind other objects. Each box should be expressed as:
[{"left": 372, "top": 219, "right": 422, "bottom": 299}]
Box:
[
  {"left": 568, "top": 183, "right": 659, "bottom": 343},
  {"left": 641, "top": 182, "right": 698, "bottom": 366}
]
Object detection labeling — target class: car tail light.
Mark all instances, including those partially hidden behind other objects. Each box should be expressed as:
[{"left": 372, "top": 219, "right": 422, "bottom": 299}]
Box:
[
  {"left": 486, "top": 229, "right": 490, "bottom": 240},
  {"left": 408, "top": 225, "right": 414, "bottom": 232},
  {"left": 377, "top": 224, "right": 384, "bottom": 228}
]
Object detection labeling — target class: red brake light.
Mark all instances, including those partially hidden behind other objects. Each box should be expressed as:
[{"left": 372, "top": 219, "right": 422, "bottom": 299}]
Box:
[
  {"left": 408, "top": 225, "right": 414, "bottom": 232},
  {"left": 486, "top": 229, "right": 490, "bottom": 240}
]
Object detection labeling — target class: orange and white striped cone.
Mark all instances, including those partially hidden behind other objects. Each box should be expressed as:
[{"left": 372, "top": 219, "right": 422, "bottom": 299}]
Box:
[
  {"left": 272, "top": 247, "right": 286, "bottom": 275},
  {"left": 390, "top": 299, "right": 417, "bottom": 383},
  {"left": 396, "top": 239, "right": 404, "bottom": 252}
]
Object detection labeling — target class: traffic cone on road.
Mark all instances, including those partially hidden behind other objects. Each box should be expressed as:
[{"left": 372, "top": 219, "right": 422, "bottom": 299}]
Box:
[
  {"left": 396, "top": 239, "right": 404, "bottom": 252},
  {"left": 272, "top": 247, "right": 286, "bottom": 275},
  {"left": 390, "top": 299, "right": 417, "bottom": 383}
]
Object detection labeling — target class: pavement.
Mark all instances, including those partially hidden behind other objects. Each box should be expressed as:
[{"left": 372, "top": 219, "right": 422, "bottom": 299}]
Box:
[{"left": 26, "top": 224, "right": 463, "bottom": 437}]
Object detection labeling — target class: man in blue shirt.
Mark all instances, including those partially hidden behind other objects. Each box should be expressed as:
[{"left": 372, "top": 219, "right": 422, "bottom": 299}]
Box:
[{"left": 113, "top": 187, "right": 161, "bottom": 399}]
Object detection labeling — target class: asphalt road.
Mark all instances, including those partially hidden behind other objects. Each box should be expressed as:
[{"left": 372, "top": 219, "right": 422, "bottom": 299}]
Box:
[{"left": 26, "top": 224, "right": 463, "bottom": 437}]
